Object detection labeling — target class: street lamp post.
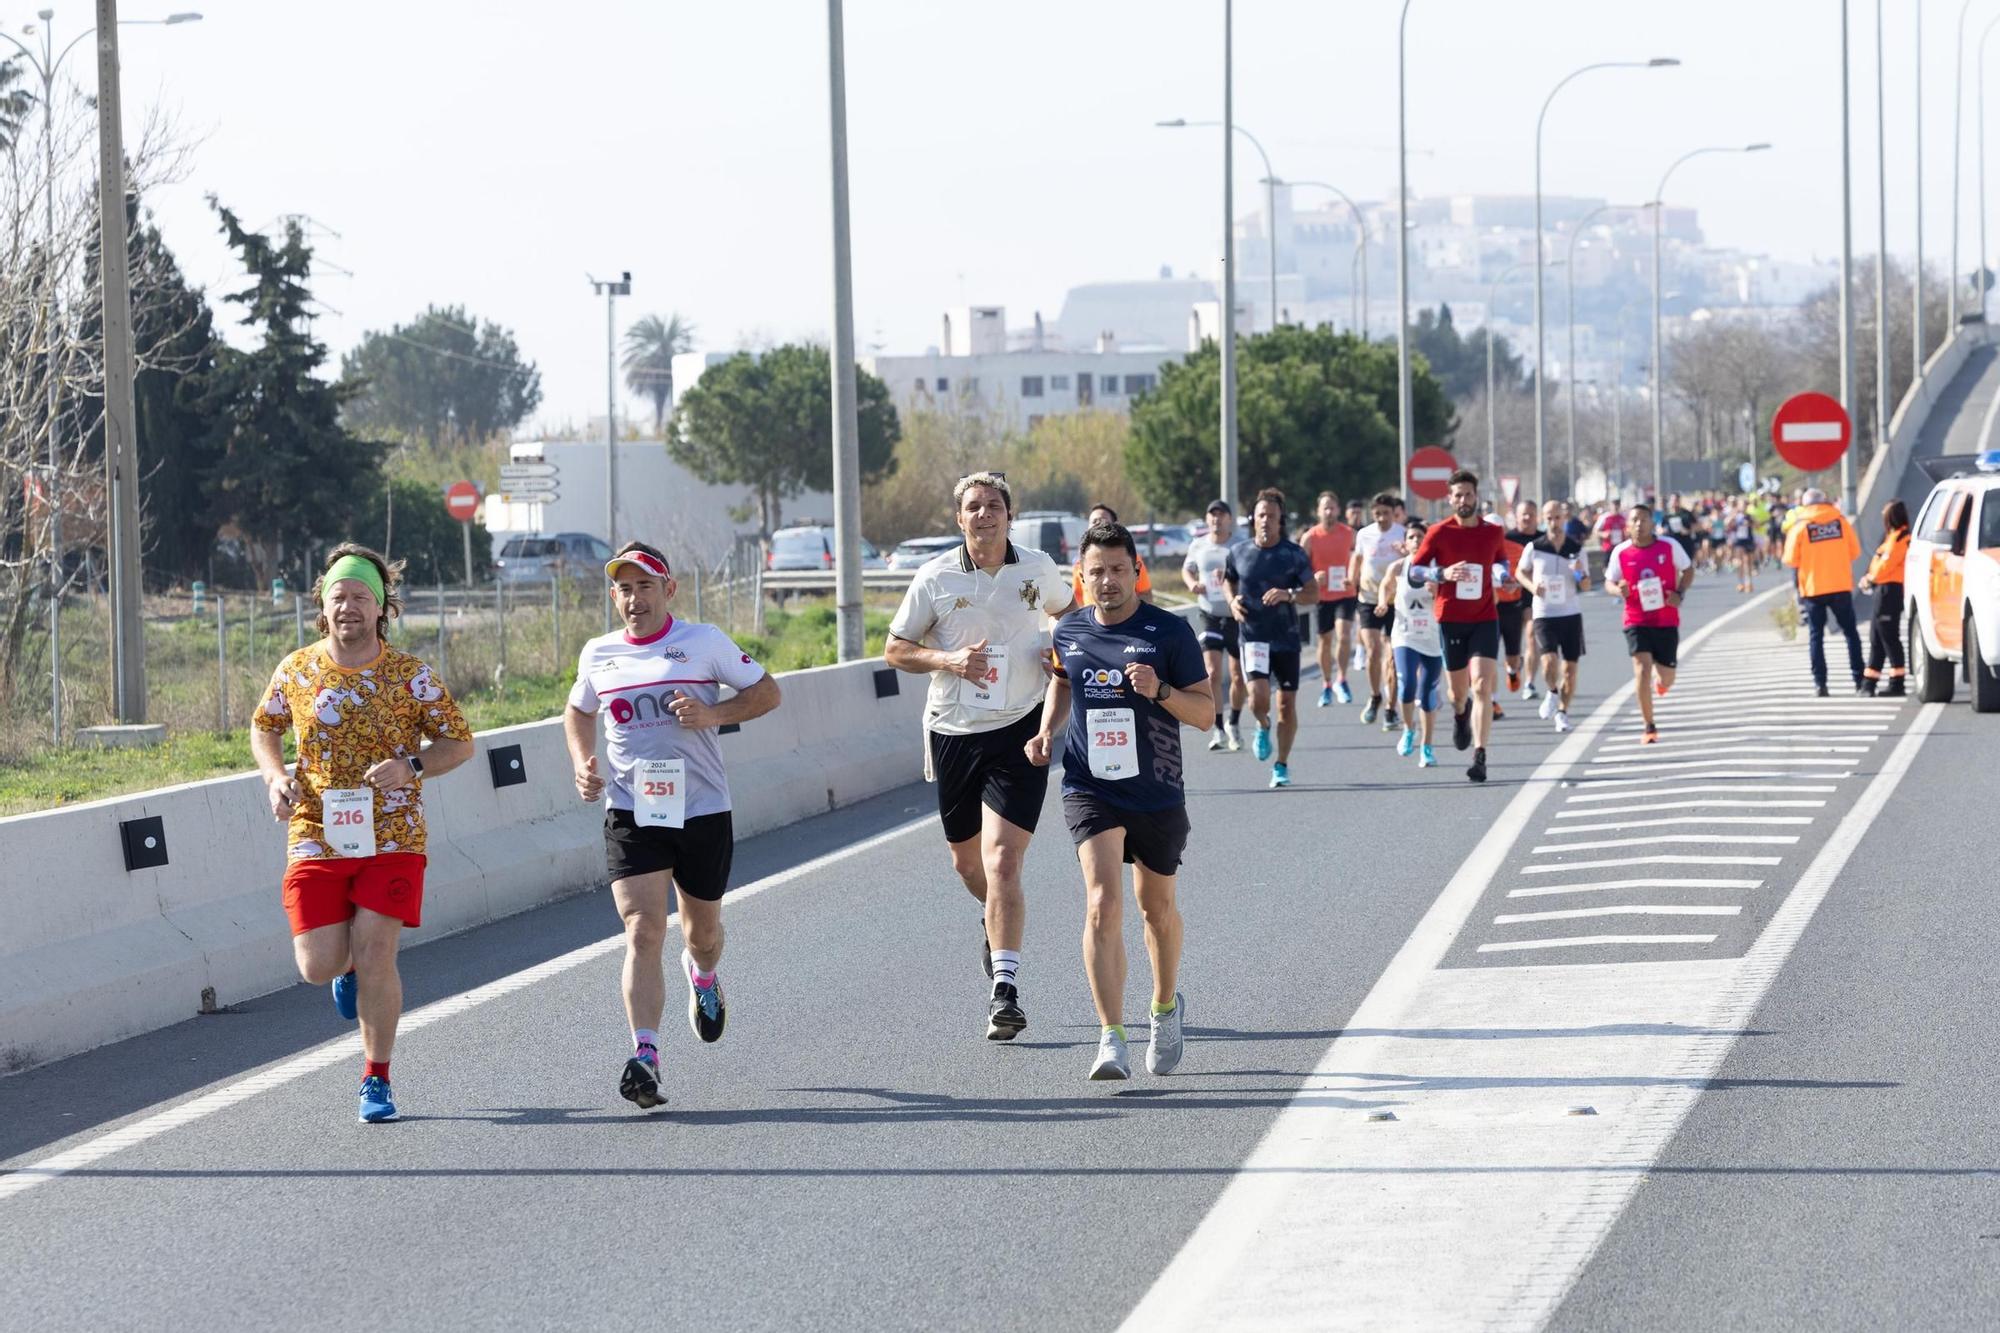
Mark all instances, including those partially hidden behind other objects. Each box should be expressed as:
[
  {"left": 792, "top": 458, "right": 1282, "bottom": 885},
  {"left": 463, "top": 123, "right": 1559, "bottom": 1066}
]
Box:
[
  {"left": 1980, "top": 14, "right": 2000, "bottom": 325},
  {"left": 588, "top": 271, "right": 630, "bottom": 628},
  {"left": 1953, "top": 0, "right": 1981, "bottom": 326},
  {"left": 1396, "top": 0, "right": 1414, "bottom": 492},
  {"left": 1875, "top": 0, "right": 1890, "bottom": 457},
  {"left": 825, "top": 0, "right": 864, "bottom": 662},
  {"left": 1284, "top": 180, "right": 1368, "bottom": 338},
  {"left": 1915, "top": 1, "right": 1926, "bottom": 378},
  {"left": 1533, "top": 57, "right": 1677, "bottom": 506},
  {"left": 1650, "top": 143, "right": 1771, "bottom": 502},
  {"left": 1156, "top": 116, "right": 1279, "bottom": 333},
  {"left": 3, "top": 6, "right": 200, "bottom": 737}
]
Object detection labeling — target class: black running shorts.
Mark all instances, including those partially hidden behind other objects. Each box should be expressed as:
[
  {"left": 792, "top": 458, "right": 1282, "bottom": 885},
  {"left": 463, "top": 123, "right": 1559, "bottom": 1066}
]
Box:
[
  {"left": 1533, "top": 615, "right": 1586, "bottom": 663},
  {"left": 1623, "top": 624, "right": 1680, "bottom": 668},
  {"left": 929, "top": 706, "right": 1049, "bottom": 844},
  {"left": 1497, "top": 600, "right": 1526, "bottom": 657},
  {"left": 1314, "top": 599, "right": 1357, "bottom": 635},
  {"left": 1062, "top": 791, "right": 1192, "bottom": 876},
  {"left": 1244, "top": 646, "right": 1302, "bottom": 691},
  {"left": 1440, "top": 619, "right": 1501, "bottom": 672},
  {"left": 604, "top": 808, "right": 735, "bottom": 900},
  {"left": 1358, "top": 601, "right": 1396, "bottom": 635},
  {"left": 1198, "top": 612, "right": 1241, "bottom": 657}
]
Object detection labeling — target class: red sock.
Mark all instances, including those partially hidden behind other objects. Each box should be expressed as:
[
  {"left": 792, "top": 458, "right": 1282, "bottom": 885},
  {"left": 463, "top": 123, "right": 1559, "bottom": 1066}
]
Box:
[{"left": 364, "top": 1060, "right": 390, "bottom": 1082}]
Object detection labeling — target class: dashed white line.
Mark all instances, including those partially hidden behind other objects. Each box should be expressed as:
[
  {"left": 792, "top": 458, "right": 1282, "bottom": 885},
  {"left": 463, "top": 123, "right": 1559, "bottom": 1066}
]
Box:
[
  {"left": 1492, "top": 904, "right": 1744, "bottom": 925},
  {"left": 1542, "top": 815, "right": 1815, "bottom": 834},
  {"left": 1475, "top": 932, "right": 1720, "bottom": 953},
  {"left": 1530, "top": 833, "right": 1801, "bottom": 853},
  {"left": 1561, "top": 785, "right": 1836, "bottom": 804},
  {"left": 1520, "top": 853, "right": 1783, "bottom": 873},
  {"left": 1587, "top": 745, "right": 1870, "bottom": 766},
  {"left": 1506, "top": 877, "right": 1764, "bottom": 898}
]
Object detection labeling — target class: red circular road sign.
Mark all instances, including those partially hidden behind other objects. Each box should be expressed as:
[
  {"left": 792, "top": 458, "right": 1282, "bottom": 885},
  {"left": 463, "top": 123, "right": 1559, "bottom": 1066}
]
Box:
[
  {"left": 1770, "top": 392, "right": 1852, "bottom": 472},
  {"left": 1407, "top": 445, "right": 1458, "bottom": 501},
  {"left": 445, "top": 480, "right": 480, "bottom": 522}
]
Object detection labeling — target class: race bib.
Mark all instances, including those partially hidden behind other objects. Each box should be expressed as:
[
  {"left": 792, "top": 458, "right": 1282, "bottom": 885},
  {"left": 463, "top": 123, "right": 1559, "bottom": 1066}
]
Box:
[
  {"left": 1205, "top": 566, "right": 1228, "bottom": 599},
  {"left": 1086, "top": 707, "right": 1137, "bottom": 781},
  {"left": 636, "top": 757, "right": 686, "bottom": 829},
  {"left": 962, "top": 643, "right": 1010, "bottom": 711},
  {"left": 322, "top": 787, "right": 375, "bottom": 859},
  {"left": 1405, "top": 606, "right": 1434, "bottom": 637},
  {"left": 1243, "top": 640, "right": 1272, "bottom": 676},
  {"left": 1638, "top": 574, "right": 1666, "bottom": 613},
  {"left": 1540, "top": 570, "right": 1571, "bottom": 610},
  {"left": 1325, "top": 567, "right": 1347, "bottom": 593},
  {"left": 1454, "top": 563, "right": 1484, "bottom": 600}
]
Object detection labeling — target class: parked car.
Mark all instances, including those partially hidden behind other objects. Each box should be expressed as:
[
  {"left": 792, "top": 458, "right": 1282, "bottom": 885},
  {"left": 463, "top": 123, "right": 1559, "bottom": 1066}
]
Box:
[
  {"left": 887, "top": 535, "right": 963, "bottom": 569},
  {"left": 1130, "top": 522, "right": 1194, "bottom": 564},
  {"left": 495, "top": 532, "right": 614, "bottom": 585},
  {"left": 1906, "top": 455, "right": 2000, "bottom": 710},
  {"left": 1009, "top": 511, "right": 1088, "bottom": 566},
  {"left": 766, "top": 524, "right": 887, "bottom": 571}
]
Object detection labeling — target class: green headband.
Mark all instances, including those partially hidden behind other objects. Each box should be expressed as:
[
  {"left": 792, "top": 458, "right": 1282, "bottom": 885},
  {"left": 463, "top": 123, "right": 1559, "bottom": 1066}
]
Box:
[{"left": 324, "top": 555, "right": 385, "bottom": 607}]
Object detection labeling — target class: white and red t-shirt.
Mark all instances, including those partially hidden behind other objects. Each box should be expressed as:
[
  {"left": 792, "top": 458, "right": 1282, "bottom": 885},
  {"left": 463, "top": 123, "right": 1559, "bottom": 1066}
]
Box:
[
  {"left": 568, "top": 616, "right": 768, "bottom": 816},
  {"left": 1609, "top": 538, "right": 1692, "bottom": 628}
]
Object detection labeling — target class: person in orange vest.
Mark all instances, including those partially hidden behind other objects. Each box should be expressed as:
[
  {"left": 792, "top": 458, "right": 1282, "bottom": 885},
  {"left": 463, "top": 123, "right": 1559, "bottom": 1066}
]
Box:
[
  {"left": 1071, "top": 504, "right": 1152, "bottom": 607},
  {"left": 1859, "top": 498, "right": 1911, "bottom": 696},
  {"left": 1781, "top": 487, "right": 1865, "bottom": 696}
]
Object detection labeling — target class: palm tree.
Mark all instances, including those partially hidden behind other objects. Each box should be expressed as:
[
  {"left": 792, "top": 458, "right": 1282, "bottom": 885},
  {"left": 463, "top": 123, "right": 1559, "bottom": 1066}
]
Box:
[
  {"left": 622, "top": 312, "right": 697, "bottom": 434},
  {"left": 0, "top": 58, "right": 36, "bottom": 155}
]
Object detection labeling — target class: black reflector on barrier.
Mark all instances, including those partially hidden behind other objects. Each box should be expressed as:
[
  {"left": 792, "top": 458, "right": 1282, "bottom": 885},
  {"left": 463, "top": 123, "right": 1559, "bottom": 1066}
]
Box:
[
  {"left": 874, "top": 667, "right": 899, "bottom": 698},
  {"left": 120, "top": 815, "right": 169, "bottom": 871},
  {"left": 488, "top": 743, "right": 527, "bottom": 788}
]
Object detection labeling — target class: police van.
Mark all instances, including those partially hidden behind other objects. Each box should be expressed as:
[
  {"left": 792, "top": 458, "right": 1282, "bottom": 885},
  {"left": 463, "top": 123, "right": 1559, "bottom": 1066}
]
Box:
[{"left": 1906, "top": 451, "right": 2000, "bottom": 711}]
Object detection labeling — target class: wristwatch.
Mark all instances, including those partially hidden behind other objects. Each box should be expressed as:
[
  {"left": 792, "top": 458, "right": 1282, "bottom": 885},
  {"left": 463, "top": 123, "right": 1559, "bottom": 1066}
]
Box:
[
  {"left": 1153, "top": 680, "right": 1171, "bottom": 702},
  {"left": 409, "top": 754, "right": 425, "bottom": 777}
]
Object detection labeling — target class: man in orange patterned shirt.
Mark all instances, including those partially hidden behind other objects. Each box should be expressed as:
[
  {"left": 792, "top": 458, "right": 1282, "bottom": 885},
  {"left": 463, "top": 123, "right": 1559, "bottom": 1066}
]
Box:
[{"left": 251, "top": 543, "right": 475, "bottom": 1123}]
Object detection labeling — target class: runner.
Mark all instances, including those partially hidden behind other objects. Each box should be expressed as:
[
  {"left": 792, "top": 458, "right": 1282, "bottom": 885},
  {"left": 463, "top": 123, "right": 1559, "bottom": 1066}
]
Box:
[
  {"left": 1725, "top": 500, "right": 1759, "bottom": 592},
  {"left": 1027, "top": 522, "right": 1210, "bottom": 1081},
  {"left": 565, "top": 542, "right": 781, "bottom": 1111},
  {"left": 1606, "top": 503, "right": 1694, "bottom": 742},
  {"left": 1498, "top": 501, "right": 1535, "bottom": 705},
  {"left": 1376, "top": 518, "right": 1443, "bottom": 767},
  {"left": 1070, "top": 503, "right": 1152, "bottom": 607},
  {"left": 250, "top": 544, "right": 476, "bottom": 1123},
  {"left": 1227, "top": 487, "right": 1318, "bottom": 788},
  {"left": 1348, "top": 491, "right": 1407, "bottom": 730},
  {"left": 1860, "top": 499, "right": 1912, "bottom": 696},
  {"left": 1516, "top": 499, "right": 1589, "bottom": 734},
  {"left": 1301, "top": 490, "right": 1358, "bottom": 708},
  {"left": 1406, "top": 470, "right": 1508, "bottom": 783},
  {"left": 886, "top": 471, "right": 1075, "bottom": 1039},
  {"left": 1182, "top": 499, "right": 1251, "bottom": 751}
]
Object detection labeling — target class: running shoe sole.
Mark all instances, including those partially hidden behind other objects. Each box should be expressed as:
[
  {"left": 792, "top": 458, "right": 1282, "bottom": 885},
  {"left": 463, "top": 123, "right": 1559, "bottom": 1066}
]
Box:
[
  {"left": 987, "top": 1005, "right": 1027, "bottom": 1041},
  {"left": 619, "top": 1057, "right": 667, "bottom": 1110}
]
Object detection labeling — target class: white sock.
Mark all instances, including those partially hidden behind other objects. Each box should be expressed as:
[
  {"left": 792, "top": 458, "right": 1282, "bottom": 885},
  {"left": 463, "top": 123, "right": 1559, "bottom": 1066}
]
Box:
[{"left": 990, "top": 949, "right": 1020, "bottom": 990}]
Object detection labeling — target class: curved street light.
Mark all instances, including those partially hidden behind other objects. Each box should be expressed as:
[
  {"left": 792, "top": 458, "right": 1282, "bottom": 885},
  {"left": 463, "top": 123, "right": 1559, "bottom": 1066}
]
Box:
[
  {"left": 1282, "top": 179, "right": 1368, "bottom": 338},
  {"left": 1158, "top": 117, "right": 1280, "bottom": 332}
]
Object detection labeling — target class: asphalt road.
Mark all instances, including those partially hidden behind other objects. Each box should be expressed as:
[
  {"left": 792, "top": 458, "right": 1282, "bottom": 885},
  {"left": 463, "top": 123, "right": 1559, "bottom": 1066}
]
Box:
[{"left": 2, "top": 574, "right": 1992, "bottom": 1332}]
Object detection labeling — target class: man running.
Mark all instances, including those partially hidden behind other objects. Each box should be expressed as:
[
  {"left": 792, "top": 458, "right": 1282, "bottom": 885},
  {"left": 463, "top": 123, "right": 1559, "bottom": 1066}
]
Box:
[
  {"left": 1607, "top": 503, "right": 1694, "bottom": 742},
  {"left": 1071, "top": 502, "right": 1152, "bottom": 607},
  {"left": 1376, "top": 518, "right": 1443, "bottom": 766},
  {"left": 251, "top": 544, "right": 476, "bottom": 1123},
  {"left": 566, "top": 542, "right": 782, "bottom": 1110},
  {"left": 1496, "top": 502, "right": 1534, "bottom": 708},
  {"left": 1407, "top": 470, "right": 1508, "bottom": 783},
  {"left": 1028, "top": 522, "right": 1210, "bottom": 1081},
  {"left": 1349, "top": 491, "right": 1407, "bottom": 729},
  {"left": 1302, "top": 489, "right": 1358, "bottom": 708},
  {"left": 1183, "top": 499, "right": 1251, "bottom": 751},
  {"left": 1228, "top": 487, "right": 1318, "bottom": 787},
  {"left": 887, "top": 471, "right": 1074, "bottom": 1039},
  {"left": 1516, "top": 499, "right": 1589, "bottom": 734}
]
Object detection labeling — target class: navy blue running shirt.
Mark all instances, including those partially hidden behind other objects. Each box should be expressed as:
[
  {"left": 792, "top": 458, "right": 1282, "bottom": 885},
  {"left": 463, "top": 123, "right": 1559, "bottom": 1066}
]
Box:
[
  {"left": 1053, "top": 605, "right": 1208, "bottom": 811},
  {"left": 1225, "top": 539, "right": 1315, "bottom": 647}
]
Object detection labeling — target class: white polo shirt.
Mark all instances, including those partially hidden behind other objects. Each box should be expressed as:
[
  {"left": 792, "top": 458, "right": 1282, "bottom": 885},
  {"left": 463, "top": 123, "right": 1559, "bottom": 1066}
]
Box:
[{"left": 889, "top": 541, "right": 1073, "bottom": 735}]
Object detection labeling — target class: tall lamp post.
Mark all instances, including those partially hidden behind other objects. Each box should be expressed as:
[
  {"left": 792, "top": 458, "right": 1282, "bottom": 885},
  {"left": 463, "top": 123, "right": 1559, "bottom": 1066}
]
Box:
[
  {"left": 1396, "top": 0, "right": 1414, "bottom": 493},
  {"left": 1650, "top": 143, "right": 1770, "bottom": 501},
  {"left": 1875, "top": 0, "right": 1890, "bottom": 457},
  {"left": 1953, "top": 0, "right": 1981, "bottom": 326},
  {"left": 1533, "top": 57, "right": 1677, "bottom": 505},
  {"left": 1283, "top": 179, "right": 1368, "bottom": 337},
  {"left": 825, "top": 0, "right": 863, "bottom": 661},
  {"left": 588, "top": 271, "right": 629, "bottom": 628},
  {"left": 1156, "top": 117, "right": 1280, "bottom": 332}
]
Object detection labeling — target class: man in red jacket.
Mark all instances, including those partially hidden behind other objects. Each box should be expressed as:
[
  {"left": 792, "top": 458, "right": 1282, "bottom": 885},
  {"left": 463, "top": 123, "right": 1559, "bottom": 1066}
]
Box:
[{"left": 1407, "top": 470, "right": 1509, "bottom": 784}]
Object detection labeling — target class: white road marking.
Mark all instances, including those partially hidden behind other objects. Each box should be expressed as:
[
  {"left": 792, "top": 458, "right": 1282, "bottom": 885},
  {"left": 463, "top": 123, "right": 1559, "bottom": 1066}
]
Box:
[
  {"left": 1542, "top": 815, "right": 1815, "bottom": 834},
  {"left": 1586, "top": 745, "right": 1870, "bottom": 765},
  {"left": 1561, "top": 785, "right": 1836, "bottom": 804},
  {"left": 1492, "top": 905, "right": 1743, "bottom": 924},
  {"left": 1597, "top": 727, "right": 1888, "bottom": 749},
  {"left": 0, "top": 814, "right": 940, "bottom": 1203},
  {"left": 1530, "top": 833, "right": 1800, "bottom": 853},
  {"left": 1520, "top": 853, "right": 1783, "bottom": 873},
  {"left": 1570, "top": 770, "right": 1855, "bottom": 788},
  {"left": 1475, "top": 932, "right": 1720, "bottom": 953},
  {"left": 1580, "top": 757, "right": 1855, "bottom": 776},
  {"left": 1506, "top": 877, "right": 1764, "bottom": 898}
]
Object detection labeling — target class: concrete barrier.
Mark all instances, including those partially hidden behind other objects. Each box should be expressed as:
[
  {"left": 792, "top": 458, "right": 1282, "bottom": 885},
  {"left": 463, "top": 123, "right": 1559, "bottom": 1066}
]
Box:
[
  {"left": 0, "top": 655, "right": 926, "bottom": 1074},
  {"left": 1858, "top": 322, "right": 1998, "bottom": 545}
]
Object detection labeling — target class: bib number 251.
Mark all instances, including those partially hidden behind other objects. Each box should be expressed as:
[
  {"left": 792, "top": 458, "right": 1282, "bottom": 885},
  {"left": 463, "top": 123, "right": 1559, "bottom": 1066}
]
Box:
[{"left": 636, "top": 758, "right": 687, "bottom": 829}]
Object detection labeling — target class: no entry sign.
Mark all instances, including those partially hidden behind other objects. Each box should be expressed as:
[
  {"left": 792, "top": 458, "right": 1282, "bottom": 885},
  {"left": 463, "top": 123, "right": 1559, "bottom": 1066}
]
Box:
[
  {"left": 1770, "top": 392, "right": 1852, "bottom": 473},
  {"left": 445, "top": 480, "right": 481, "bottom": 522},
  {"left": 1407, "top": 445, "right": 1458, "bottom": 501}
]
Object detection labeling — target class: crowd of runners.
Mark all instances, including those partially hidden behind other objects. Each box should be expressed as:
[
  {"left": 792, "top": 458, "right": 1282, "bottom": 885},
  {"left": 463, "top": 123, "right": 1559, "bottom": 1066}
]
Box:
[{"left": 246, "top": 465, "right": 1895, "bottom": 1118}]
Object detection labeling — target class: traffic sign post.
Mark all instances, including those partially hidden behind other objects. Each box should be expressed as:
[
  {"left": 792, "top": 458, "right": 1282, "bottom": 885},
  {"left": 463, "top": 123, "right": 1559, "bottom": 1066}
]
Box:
[
  {"left": 1407, "top": 445, "right": 1458, "bottom": 502},
  {"left": 1770, "top": 391, "right": 1852, "bottom": 473},
  {"left": 500, "top": 462, "right": 559, "bottom": 486},
  {"left": 445, "top": 481, "right": 480, "bottom": 586}
]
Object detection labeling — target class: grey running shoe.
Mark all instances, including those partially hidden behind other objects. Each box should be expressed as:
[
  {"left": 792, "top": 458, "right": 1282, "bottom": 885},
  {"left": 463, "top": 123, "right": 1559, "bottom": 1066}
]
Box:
[
  {"left": 1089, "top": 1027, "right": 1131, "bottom": 1081},
  {"left": 1146, "top": 993, "right": 1186, "bottom": 1075}
]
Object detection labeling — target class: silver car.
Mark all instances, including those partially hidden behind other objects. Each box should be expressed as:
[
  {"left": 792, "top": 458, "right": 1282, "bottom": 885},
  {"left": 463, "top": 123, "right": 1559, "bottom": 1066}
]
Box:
[
  {"left": 887, "top": 535, "right": 962, "bottom": 569},
  {"left": 767, "top": 525, "right": 887, "bottom": 571}
]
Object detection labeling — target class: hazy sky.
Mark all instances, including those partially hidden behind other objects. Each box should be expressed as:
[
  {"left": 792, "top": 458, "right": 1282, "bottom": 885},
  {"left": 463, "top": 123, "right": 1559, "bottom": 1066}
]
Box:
[{"left": 62, "top": 0, "right": 1961, "bottom": 427}]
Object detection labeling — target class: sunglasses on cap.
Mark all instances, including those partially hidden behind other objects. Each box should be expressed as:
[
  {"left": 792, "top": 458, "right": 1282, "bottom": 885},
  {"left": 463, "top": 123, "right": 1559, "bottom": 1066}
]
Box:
[{"left": 604, "top": 550, "right": 670, "bottom": 581}]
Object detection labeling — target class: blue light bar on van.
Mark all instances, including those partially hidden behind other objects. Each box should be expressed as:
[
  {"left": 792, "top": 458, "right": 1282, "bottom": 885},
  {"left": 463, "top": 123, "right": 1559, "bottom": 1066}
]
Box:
[{"left": 1978, "top": 450, "right": 2000, "bottom": 472}]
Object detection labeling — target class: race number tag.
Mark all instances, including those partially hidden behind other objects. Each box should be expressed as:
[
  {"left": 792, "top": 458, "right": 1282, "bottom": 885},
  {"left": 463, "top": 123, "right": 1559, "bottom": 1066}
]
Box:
[
  {"left": 1325, "top": 567, "right": 1347, "bottom": 593},
  {"left": 1086, "top": 708, "right": 1137, "bottom": 781},
  {"left": 1404, "top": 603, "right": 1434, "bottom": 638},
  {"left": 1638, "top": 574, "right": 1666, "bottom": 613},
  {"left": 1205, "top": 566, "right": 1228, "bottom": 599},
  {"left": 963, "top": 643, "right": 1011, "bottom": 711},
  {"left": 1540, "top": 568, "right": 1572, "bottom": 610},
  {"left": 1454, "top": 563, "right": 1485, "bottom": 600},
  {"left": 636, "top": 757, "right": 687, "bottom": 829},
  {"left": 1243, "top": 640, "right": 1272, "bottom": 676},
  {"left": 322, "top": 787, "right": 375, "bottom": 859}
]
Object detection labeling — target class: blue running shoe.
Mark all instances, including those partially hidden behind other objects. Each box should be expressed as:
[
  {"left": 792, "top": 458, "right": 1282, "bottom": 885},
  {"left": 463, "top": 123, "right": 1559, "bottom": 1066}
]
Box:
[
  {"left": 1317, "top": 687, "right": 1333, "bottom": 708},
  {"left": 1419, "top": 744, "right": 1437, "bottom": 768},
  {"left": 1253, "top": 726, "right": 1273, "bottom": 761},
  {"left": 683, "top": 949, "right": 726, "bottom": 1043},
  {"left": 1334, "top": 680, "right": 1353, "bottom": 705},
  {"left": 1269, "top": 762, "right": 1291, "bottom": 788},
  {"left": 357, "top": 1075, "right": 397, "bottom": 1123},
  {"left": 331, "top": 970, "right": 357, "bottom": 1022},
  {"left": 1397, "top": 725, "right": 1416, "bottom": 757}
]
